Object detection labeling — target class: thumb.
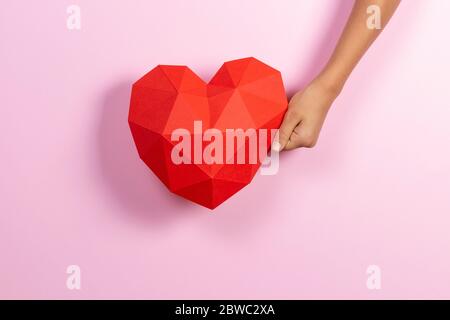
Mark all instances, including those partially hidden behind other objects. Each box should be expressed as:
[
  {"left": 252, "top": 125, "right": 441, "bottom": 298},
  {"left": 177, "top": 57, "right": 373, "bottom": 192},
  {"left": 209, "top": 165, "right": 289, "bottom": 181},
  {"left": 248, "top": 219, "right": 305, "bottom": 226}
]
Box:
[{"left": 274, "top": 111, "right": 300, "bottom": 151}]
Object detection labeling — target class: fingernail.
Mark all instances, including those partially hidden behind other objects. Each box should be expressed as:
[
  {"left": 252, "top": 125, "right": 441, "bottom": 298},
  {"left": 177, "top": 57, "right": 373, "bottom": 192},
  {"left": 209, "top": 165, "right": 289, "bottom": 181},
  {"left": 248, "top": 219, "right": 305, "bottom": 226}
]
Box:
[{"left": 272, "top": 141, "right": 281, "bottom": 152}]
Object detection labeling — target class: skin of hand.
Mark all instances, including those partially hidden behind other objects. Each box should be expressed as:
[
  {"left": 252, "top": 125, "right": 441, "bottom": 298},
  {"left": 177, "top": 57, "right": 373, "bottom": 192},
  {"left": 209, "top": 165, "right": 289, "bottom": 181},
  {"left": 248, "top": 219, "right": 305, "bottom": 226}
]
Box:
[
  {"left": 278, "top": 77, "right": 340, "bottom": 150},
  {"left": 275, "top": 0, "right": 401, "bottom": 152}
]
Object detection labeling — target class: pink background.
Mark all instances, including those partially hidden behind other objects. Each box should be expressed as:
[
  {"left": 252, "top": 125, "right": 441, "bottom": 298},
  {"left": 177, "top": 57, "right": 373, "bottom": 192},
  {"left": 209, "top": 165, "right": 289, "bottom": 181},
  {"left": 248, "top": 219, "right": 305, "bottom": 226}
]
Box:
[{"left": 1, "top": 0, "right": 449, "bottom": 299}]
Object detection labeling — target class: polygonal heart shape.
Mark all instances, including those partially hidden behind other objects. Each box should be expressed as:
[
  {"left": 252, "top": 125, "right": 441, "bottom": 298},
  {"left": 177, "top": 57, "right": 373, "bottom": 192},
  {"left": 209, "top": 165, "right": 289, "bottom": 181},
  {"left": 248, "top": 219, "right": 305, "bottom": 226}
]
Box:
[{"left": 129, "top": 57, "right": 288, "bottom": 209}]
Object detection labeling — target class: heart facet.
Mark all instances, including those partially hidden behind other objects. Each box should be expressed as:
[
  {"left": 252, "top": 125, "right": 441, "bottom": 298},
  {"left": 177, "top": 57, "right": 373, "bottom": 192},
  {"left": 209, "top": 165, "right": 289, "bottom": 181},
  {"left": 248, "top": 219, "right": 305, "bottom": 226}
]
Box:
[{"left": 129, "top": 57, "right": 287, "bottom": 209}]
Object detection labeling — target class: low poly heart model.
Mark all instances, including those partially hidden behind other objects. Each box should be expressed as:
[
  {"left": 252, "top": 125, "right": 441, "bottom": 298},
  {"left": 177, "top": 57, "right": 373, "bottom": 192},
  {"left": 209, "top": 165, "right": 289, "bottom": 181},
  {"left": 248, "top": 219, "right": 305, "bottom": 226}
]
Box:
[{"left": 128, "top": 57, "right": 288, "bottom": 209}]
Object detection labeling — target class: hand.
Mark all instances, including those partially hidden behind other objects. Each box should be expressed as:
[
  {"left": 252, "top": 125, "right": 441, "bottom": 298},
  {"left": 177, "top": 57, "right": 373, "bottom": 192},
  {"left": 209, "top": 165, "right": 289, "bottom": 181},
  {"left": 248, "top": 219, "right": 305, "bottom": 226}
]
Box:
[{"left": 274, "top": 78, "right": 339, "bottom": 151}]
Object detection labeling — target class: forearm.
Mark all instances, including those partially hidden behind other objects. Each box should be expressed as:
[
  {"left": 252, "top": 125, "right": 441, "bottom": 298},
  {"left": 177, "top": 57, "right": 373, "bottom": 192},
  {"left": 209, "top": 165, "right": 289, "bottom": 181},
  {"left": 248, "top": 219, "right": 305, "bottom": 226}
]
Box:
[
  {"left": 277, "top": 0, "right": 401, "bottom": 151},
  {"left": 317, "top": 0, "right": 401, "bottom": 95}
]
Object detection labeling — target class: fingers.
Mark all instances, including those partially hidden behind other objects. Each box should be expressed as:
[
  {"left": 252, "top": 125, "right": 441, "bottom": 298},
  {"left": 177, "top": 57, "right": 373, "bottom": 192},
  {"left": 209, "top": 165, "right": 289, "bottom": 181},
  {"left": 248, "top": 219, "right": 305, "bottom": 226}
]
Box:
[
  {"left": 283, "top": 121, "right": 317, "bottom": 151},
  {"left": 274, "top": 109, "right": 301, "bottom": 151}
]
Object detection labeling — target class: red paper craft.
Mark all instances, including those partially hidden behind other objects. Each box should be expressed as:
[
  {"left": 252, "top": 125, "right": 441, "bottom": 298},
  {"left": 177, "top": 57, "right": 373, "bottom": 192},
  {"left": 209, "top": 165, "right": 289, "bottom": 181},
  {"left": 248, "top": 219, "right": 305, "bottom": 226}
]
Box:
[{"left": 129, "top": 57, "right": 288, "bottom": 209}]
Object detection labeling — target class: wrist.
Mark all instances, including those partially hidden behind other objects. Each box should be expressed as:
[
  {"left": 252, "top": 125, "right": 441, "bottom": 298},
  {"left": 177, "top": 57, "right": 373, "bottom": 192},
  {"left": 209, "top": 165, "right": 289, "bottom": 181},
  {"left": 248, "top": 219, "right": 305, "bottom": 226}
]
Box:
[{"left": 314, "top": 66, "right": 348, "bottom": 99}]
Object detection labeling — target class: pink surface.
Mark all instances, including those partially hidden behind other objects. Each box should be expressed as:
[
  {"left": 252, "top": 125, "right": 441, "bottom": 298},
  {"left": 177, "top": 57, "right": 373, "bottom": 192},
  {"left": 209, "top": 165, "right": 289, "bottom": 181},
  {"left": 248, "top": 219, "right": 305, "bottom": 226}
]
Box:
[{"left": 1, "top": 0, "right": 449, "bottom": 299}]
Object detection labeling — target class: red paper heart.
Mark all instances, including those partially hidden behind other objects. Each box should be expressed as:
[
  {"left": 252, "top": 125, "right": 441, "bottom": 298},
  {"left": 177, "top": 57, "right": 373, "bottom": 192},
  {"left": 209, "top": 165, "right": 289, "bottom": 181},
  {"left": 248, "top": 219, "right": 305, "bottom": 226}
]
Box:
[{"left": 129, "top": 57, "right": 287, "bottom": 209}]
